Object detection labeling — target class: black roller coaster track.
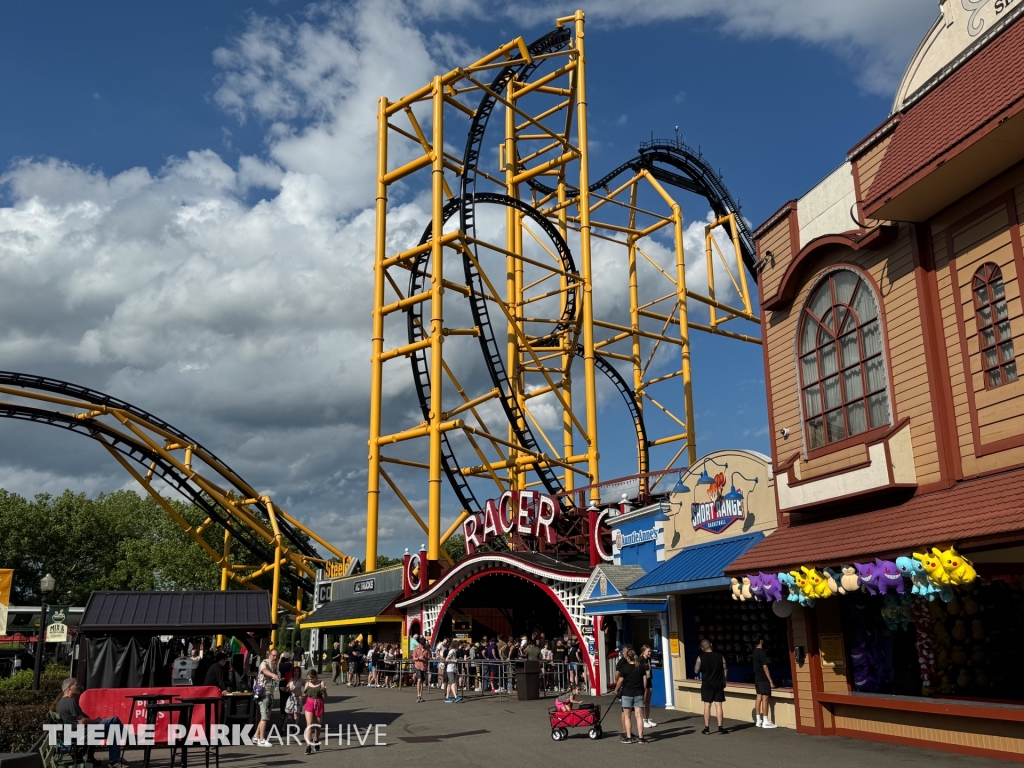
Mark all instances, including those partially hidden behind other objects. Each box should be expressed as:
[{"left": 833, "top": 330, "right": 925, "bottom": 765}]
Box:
[
  {"left": 0, "top": 371, "right": 321, "bottom": 594},
  {"left": 407, "top": 194, "right": 647, "bottom": 519},
  {"left": 529, "top": 139, "right": 757, "bottom": 277}
]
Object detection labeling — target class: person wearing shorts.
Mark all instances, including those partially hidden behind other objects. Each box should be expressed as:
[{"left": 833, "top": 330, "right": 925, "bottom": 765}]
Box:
[
  {"left": 254, "top": 650, "right": 281, "bottom": 746},
  {"left": 751, "top": 635, "right": 778, "bottom": 728},
  {"left": 695, "top": 639, "right": 727, "bottom": 734},
  {"left": 614, "top": 646, "right": 647, "bottom": 744},
  {"left": 444, "top": 643, "right": 463, "bottom": 703},
  {"left": 302, "top": 669, "right": 327, "bottom": 755},
  {"left": 412, "top": 636, "right": 431, "bottom": 702}
]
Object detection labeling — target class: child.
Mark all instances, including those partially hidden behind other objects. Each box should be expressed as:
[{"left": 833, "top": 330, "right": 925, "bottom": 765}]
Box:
[
  {"left": 555, "top": 684, "right": 583, "bottom": 712},
  {"left": 284, "top": 674, "right": 304, "bottom": 725}
]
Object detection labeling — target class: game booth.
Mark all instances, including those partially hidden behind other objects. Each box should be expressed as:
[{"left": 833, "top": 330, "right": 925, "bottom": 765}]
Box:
[{"left": 73, "top": 590, "right": 273, "bottom": 745}]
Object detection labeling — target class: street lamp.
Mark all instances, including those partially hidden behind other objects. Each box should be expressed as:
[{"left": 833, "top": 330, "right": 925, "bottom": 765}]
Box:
[{"left": 33, "top": 573, "right": 55, "bottom": 691}]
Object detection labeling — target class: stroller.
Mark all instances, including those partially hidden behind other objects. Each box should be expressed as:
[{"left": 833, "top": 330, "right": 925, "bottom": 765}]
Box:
[{"left": 548, "top": 703, "right": 603, "bottom": 740}]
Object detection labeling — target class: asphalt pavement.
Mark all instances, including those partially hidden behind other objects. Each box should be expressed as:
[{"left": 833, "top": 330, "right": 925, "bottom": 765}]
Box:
[{"left": 132, "top": 681, "right": 1013, "bottom": 767}]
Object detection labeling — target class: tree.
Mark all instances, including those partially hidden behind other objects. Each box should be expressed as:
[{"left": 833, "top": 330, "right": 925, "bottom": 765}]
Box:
[
  {"left": 442, "top": 534, "right": 466, "bottom": 563},
  {"left": 375, "top": 555, "right": 402, "bottom": 569}
]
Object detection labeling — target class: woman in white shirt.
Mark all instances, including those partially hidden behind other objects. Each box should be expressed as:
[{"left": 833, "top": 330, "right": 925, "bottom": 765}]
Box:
[{"left": 445, "top": 643, "right": 463, "bottom": 703}]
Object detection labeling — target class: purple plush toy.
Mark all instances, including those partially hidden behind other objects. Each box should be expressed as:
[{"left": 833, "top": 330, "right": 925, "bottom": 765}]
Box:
[
  {"left": 874, "top": 558, "right": 905, "bottom": 595},
  {"left": 854, "top": 562, "right": 881, "bottom": 595},
  {"left": 760, "top": 572, "right": 784, "bottom": 602},
  {"left": 748, "top": 573, "right": 765, "bottom": 601}
]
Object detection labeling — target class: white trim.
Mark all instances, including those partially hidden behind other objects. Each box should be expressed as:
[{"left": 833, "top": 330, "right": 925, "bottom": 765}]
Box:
[{"left": 396, "top": 554, "right": 589, "bottom": 609}]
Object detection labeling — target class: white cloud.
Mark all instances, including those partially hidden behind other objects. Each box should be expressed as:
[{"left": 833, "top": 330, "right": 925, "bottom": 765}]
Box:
[{"left": 428, "top": 0, "right": 939, "bottom": 96}]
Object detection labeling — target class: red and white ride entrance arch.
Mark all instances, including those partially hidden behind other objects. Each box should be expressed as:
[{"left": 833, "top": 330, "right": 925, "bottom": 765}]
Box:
[{"left": 396, "top": 553, "right": 605, "bottom": 695}]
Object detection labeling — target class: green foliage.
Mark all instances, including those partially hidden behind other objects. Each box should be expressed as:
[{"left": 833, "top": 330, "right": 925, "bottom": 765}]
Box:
[
  {"left": 375, "top": 555, "right": 402, "bottom": 569},
  {"left": 0, "top": 667, "right": 67, "bottom": 753},
  {"left": 0, "top": 489, "right": 222, "bottom": 604},
  {"left": 443, "top": 534, "right": 466, "bottom": 563}
]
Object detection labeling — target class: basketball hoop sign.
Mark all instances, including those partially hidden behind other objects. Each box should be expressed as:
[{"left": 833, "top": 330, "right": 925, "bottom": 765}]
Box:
[{"left": 463, "top": 490, "right": 560, "bottom": 554}]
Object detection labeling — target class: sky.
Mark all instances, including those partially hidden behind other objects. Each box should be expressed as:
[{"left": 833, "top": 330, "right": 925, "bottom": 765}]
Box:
[{"left": 0, "top": 0, "right": 939, "bottom": 562}]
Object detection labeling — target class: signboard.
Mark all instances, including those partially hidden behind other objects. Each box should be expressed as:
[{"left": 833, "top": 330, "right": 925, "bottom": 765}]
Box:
[
  {"left": 669, "top": 633, "right": 680, "bottom": 656},
  {"left": 353, "top": 578, "right": 375, "bottom": 593},
  {"left": 452, "top": 613, "right": 472, "bottom": 640},
  {"left": 45, "top": 606, "right": 69, "bottom": 643},
  {"left": 462, "top": 489, "right": 560, "bottom": 554},
  {"left": 613, "top": 525, "right": 659, "bottom": 549},
  {"left": 691, "top": 497, "right": 744, "bottom": 534},
  {"left": 316, "top": 582, "right": 332, "bottom": 606},
  {"left": 818, "top": 633, "right": 846, "bottom": 669},
  {"left": 0, "top": 569, "right": 11, "bottom": 636}
]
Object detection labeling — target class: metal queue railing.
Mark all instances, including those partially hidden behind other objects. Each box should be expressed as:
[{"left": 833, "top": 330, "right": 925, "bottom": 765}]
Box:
[{"left": 347, "top": 659, "right": 587, "bottom": 699}]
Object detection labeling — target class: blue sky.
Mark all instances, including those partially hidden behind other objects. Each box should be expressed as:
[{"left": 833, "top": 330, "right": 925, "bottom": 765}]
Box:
[{"left": 0, "top": 1, "right": 937, "bottom": 558}]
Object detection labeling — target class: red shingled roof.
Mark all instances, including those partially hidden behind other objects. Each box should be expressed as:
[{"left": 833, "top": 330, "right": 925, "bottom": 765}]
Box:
[
  {"left": 727, "top": 469, "right": 1024, "bottom": 574},
  {"left": 864, "top": 15, "right": 1024, "bottom": 213}
]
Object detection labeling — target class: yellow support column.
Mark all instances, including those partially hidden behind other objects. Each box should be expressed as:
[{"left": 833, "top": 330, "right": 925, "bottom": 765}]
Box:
[
  {"left": 674, "top": 208, "right": 698, "bottom": 465},
  {"left": 366, "top": 96, "right": 389, "bottom": 572},
  {"left": 627, "top": 181, "right": 645, "bottom": 491},
  {"left": 217, "top": 528, "right": 231, "bottom": 648},
  {"left": 427, "top": 76, "right": 445, "bottom": 563},
  {"left": 572, "top": 11, "right": 601, "bottom": 502},
  {"left": 558, "top": 176, "right": 574, "bottom": 496}
]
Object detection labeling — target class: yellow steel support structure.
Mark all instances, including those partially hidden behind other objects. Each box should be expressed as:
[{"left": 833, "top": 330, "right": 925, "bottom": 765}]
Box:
[
  {"left": 364, "top": 10, "right": 760, "bottom": 572},
  {"left": 0, "top": 381, "right": 353, "bottom": 644}
]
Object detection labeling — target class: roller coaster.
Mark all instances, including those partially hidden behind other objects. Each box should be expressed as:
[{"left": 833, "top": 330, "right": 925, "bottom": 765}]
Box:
[
  {"left": 0, "top": 10, "right": 759, "bottom": 636},
  {"left": 366, "top": 11, "right": 761, "bottom": 572},
  {"left": 0, "top": 372, "right": 352, "bottom": 637}
]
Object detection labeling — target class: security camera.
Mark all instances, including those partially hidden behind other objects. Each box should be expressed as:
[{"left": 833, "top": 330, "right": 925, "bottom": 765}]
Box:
[{"left": 780, "top": 428, "right": 790, "bottom": 439}]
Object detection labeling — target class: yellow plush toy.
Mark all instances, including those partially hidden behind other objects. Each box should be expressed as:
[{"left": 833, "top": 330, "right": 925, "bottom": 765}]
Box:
[
  {"left": 801, "top": 566, "right": 835, "bottom": 599},
  {"left": 790, "top": 569, "right": 814, "bottom": 599},
  {"left": 914, "top": 551, "right": 950, "bottom": 586},
  {"left": 936, "top": 547, "right": 977, "bottom": 586}
]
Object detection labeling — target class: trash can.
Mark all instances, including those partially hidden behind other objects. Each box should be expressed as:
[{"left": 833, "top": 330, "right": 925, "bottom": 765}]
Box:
[{"left": 516, "top": 659, "right": 541, "bottom": 700}]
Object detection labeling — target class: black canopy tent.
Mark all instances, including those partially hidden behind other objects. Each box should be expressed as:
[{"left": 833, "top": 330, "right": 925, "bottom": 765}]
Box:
[{"left": 76, "top": 590, "right": 273, "bottom": 689}]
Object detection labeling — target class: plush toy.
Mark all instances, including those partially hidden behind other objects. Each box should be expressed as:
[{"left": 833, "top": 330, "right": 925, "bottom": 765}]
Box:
[
  {"left": 760, "top": 572, "right": 784, "bottom": 602},
  {"left": 911, "top": 596, "right": 938, "bottom": 696},
  {"left": 779, "top": 572, "right": 816, "bottom": 607},
  {"left": 971, "top": 620, "right": 985, "bottom": 641},
  {"left": 914, "top": 550, "right": 950, "bottom": 586},
  {"left": 936, "top": 547, "right": 977, "bottom": 586},
  {"left": 730, "top": 577, "right": 742, "bottom": 600},
  {"left": 855, "top": 561, "right": 881, "bottom": 595},
  {"left": 823, "top": 567, "right": 842, "bottom": 595},
  {"left": 790, "top": 569, "right": 812, "bottom": 598},
  {"left": 740, "top": 576, "right": 753, "bottom": 601},
  {"left": 951, "top": 619, "right": 966, "bottom": 641},
  {"left": 897, "top": 557, "right": 939, "bottom": 600},
  {"left": 897, "top": 593, "right": 914, "bottom": 629},
  {"left": 801, "top": 566, "right": 834, "bottom": 599},
  {"left": 875, "top": 558, "right": 905, "bottom": 595},
  {"left": 956, "top": 668, "right": 971, "bottom": 689},
  {"left": 963, "top": 597, "right": 979, "bottom": 615},
  {"left": 837, "top": 565, "right": 861, "bottom": 594},
  {"left": 951, "top": 645, "right": 967, "bottom": 666},
  {"left": 748, "top": 573, "right": 764, "bottom": 601}
]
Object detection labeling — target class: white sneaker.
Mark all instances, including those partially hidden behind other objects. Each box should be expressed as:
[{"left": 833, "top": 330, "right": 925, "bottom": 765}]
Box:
[
  {"left": 644, "top": 719, "right": 656, "bottom": 728},
  {"left": 762, "top": 721, "right": 778, "bottom": 729},
  {"left": 756, "top": 717, "right": 763, "bottom": 727}
]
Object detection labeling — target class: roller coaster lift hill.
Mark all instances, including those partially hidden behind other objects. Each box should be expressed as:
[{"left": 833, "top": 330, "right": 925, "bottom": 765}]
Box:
[{"left": 365, "top": 11, "right": 760, "bottom": 579}]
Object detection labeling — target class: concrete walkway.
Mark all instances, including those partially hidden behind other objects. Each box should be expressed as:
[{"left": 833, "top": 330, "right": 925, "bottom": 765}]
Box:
[{"left": 134, "top": 682, "right": 1013, "bottom": 767}]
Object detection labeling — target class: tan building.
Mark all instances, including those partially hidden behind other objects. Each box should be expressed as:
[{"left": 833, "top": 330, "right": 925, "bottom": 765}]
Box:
[{"left": 730, "top": 2, "right": 1024, "bottom": 760}]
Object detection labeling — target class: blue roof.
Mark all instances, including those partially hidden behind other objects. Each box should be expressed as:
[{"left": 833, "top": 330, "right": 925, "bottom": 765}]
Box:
[{"left": 626, "top": 532, "right": 766, "bottom": 596}]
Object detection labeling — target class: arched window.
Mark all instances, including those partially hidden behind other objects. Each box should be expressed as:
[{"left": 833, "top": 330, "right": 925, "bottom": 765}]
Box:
[
  {"left": 973, "top": 263, "right": 1017, "bottom": 389},
  {"left": 798, "top": 270, "right": 890, "bottom": 450}
]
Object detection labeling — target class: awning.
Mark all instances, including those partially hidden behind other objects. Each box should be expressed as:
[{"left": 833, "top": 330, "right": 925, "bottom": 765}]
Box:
[
  {"left": 300, "top": 590, "right": 402, "bottom": 629},
  {"left": 583, "top": 598, "right": 667, "bottom": 616},
  {"left": 627, "top": 532, "right": 765, "bottom": 596},
  {"left": 80, "top": 591, "right": 272, "bottom": 635},
  {"left": 727, "top": 469, "right": 1024, "bottom": 574}
]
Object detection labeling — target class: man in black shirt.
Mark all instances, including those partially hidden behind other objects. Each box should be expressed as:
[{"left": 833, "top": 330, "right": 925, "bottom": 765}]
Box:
[
  {"left": 202, "top": 652, "right": 230, "bottom": 690},
  {"left": 694, "top": 639, "right": 727, "bottom": 734},
  {"left": 752, "top": 635, "right": 778, "bottom": 728}
]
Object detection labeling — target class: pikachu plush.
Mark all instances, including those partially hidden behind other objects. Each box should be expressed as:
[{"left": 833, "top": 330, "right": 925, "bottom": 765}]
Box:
[
  {"left": 913, "top": 550, "right": 950, "bottom": 586},
  {"left": 936, "top": 547, "right": 977, "bottom": 586},
  {"left": 801, "top": 566, "right": 835, "bottom": 599}
]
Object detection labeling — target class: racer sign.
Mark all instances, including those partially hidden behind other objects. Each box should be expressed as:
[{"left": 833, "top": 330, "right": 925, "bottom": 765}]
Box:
[{"left": 462, "top": 490, "right": 560, "bottom": 554}]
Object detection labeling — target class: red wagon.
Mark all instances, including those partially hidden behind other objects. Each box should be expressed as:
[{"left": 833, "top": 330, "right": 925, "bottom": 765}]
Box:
[{"left": 548, "top": 704, "right": 602, "bottom": 740}]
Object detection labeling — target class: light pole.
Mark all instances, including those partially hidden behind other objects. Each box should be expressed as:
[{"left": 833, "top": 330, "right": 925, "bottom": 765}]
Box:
[{"left": 32, "top": 573, "right": 55, "bottom": 691}]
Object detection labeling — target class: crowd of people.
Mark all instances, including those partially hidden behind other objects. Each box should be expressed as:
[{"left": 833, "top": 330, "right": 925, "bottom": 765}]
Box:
[{"left": 329, "top": 631, "right": 589, "bottom": 701}]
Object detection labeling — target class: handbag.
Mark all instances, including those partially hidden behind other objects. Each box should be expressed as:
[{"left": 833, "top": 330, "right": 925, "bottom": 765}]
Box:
[{"left": 253, "top": 681, "right": 266, "bottom": 701}]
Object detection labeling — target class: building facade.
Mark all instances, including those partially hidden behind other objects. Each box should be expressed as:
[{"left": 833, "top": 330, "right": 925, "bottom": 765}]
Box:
[{"left": 731, "top": 2, "right": 1024, "bottom": 760}]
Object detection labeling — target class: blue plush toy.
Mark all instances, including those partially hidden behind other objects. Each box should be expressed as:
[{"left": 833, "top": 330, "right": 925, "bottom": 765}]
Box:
[{"left": 778, "top": 572, "right": 816, "bottom": 607}]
